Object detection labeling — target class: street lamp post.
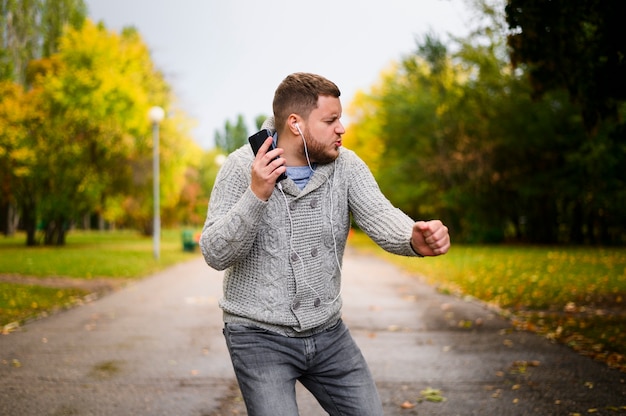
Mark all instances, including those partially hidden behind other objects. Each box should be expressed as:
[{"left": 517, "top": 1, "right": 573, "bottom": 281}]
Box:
[{"left": 148, "top": 106, "right": 165, "bottom": 260}]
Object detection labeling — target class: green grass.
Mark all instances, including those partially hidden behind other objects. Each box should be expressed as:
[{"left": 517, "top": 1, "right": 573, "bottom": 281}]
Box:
[
  {"left": 348, "top": 231, "right": 626, "bottom": 372},
  {"left": 0, "top": 283, "right": 87, "bottom": 327},
  {"left": 0, "top": 229, "right": 201, "bottom": 328},
  {"left": 0, "top": 229, "right": 199, "bottom": 278}
]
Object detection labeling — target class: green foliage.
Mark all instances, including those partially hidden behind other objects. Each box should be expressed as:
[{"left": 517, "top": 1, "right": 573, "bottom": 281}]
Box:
[
  {"left": 199, "top": 148, "right": 227, "bottom": 198},
  {"left": 504, "top": 0, "right": 626, "bottom": 245},
  {"left": 1, "top": 0, "right": 87, "bottom": 240},
  {"left": 214, "top": 114, "right": 249, "bottom": 153},
  {"left": 40, "top": 0, "right": 87, "bottom": 57},
  {"left": 506, "top": 0, "right": 626, "bottom": 133},
  {"left": 343, "top": 89, "right": 386, "bottom": 176},
  {"left": 254, "top": 114, "right": 268, "bottom": 130},
  {"left": 1, "top": 15, "right": 204, "bottom": 244},
  {"left": 153, "top": 109, "right": 204, "bottom": 230},
  {"left": 27, "top": 20, "right": 172, "bottom": 243},
  {"left": 346, "top": 1, "right": 626, "bottom": 244},
  {"left": 0, "top": 0, "right": 86, "bottom": 84}
]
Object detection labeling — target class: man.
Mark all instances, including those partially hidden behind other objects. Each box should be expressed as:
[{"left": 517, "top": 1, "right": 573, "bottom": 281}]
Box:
[{"left": 200, "top": 72, "right": 450, "bottom": 415}]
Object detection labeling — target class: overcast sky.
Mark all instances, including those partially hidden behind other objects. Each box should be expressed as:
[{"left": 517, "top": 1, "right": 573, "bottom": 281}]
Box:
[{"left": 85, "top": 0, "right": 474, "bottom": 148}]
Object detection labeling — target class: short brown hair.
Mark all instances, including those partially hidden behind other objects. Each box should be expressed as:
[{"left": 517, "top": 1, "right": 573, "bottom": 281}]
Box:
[{"left": 272, "top": 73, "right": 341, "bottom": 133}]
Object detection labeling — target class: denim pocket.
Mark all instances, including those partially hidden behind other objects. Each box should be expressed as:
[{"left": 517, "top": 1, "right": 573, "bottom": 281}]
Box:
[
  {"left": 224, "top": 323, "right": 269, "bottom": 334},
  {"left": 325, "top": 318, "right": 343, "bottom": 333}
]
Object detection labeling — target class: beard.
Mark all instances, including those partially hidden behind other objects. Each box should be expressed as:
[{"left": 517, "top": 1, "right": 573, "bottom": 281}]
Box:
[{"left": 300, "top": 127, "right": 340, "bottom": 165}]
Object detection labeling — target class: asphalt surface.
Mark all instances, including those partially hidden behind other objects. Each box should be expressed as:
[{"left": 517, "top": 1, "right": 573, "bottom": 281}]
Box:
[{"left": 1, "top": 248, "right": 625, "bottom": 415}]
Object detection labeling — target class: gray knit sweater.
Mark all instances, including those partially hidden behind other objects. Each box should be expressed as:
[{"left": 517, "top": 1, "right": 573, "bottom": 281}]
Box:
[{"left": 200, "top": 136, "right": 419, "bottom": 336}]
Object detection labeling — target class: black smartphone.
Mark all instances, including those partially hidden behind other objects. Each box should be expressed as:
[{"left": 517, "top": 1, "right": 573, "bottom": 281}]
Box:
[{"left": 248, "top": 129, "right": 287, "bottom": 182}]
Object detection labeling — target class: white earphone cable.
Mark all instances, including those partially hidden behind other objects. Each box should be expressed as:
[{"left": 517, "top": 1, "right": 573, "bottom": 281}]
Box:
[{"left": 276, "top": 125, "right": 342, "bottom": 305}]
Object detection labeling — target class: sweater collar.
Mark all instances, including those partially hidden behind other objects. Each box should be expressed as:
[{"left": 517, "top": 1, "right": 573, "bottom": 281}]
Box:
[{"left": 279, "top": 155, "right": 338, "bottom": 198}]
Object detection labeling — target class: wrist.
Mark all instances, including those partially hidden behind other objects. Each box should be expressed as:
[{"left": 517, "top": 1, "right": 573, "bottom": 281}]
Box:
[{"left": 409, "top": 239, "right": 424, "bottom": 257}]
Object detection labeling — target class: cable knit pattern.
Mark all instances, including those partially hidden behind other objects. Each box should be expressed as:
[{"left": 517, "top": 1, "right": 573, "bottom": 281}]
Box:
[{"left": 200, "top": 133, "right": 420, "bottom": 336}]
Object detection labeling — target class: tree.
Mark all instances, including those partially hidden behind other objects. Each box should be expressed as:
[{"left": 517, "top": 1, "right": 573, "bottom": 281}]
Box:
[
  {"left": 23, "top": 20, "right": 171, "bottom": 244},
  {"left": 506, "top": 0, "right": 626, "bottom": 135},
  {"left": 506, "top": 0, "right": 626, "bottom": 243},
  {"left": 0, "top": 0, "right": 86, "bottom": 237},
  {"left": 374, "top": 34, "right": 467, "bottom": 226},
  {"left": 192, "top": 147, "right": 227, "bottom": 222},
  {"left": 0, "top": 0, "right": 86, "bottom": 83},
  {"left": 0, "top": 80, "right": 43, "bottom": 244},
  {"left": 1, "top": 0, "right": 42, "bottom": 84},
  {"left": 2, "top": 8, "right": 202, "bottom": 244},
  {"left": 343, "top": 88, "right": 387, "bottom": 177},
  {"left": 40, "top": 0, "right": 86, "bottom": 57},
  {"left": 254, "top": 114, "right": 268, "bottom": 131},
  {"left": 156, "top": 109, "right": 204, "bottom": 230},
  {"left": 347, "top": 0, "right": 626, "bottom": 244},
  {"left": 214, "top": 114, "right": 248, "bottom": 153}
]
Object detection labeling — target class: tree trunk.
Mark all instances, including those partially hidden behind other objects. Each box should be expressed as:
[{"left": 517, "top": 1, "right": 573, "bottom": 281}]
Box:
[
  {"left": 22, "top": 201, "right": 38, "bottom": 246},
  {"left": 44, "top": 220, "right": 67, "bottom": 246}
]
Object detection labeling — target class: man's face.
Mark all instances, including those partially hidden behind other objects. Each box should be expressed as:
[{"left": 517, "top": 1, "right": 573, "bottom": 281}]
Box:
[{"left": 301, "top": 95, "right": 345, "bottom": 165}]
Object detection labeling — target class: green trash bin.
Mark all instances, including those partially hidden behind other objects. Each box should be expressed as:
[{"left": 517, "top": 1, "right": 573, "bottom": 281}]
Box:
[{"left": 182, "top": 230, "right": 196, "bottom": 252}]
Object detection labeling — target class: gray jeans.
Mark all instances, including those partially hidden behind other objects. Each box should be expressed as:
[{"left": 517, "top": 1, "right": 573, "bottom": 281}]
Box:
[{"left": 223, "top": 320, "right": 383, "bottom": 416}]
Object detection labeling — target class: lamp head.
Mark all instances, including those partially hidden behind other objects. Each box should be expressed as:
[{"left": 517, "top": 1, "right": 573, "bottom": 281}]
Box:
[{"left": 148, "top": 106, "right": 165, "bottom": 124}]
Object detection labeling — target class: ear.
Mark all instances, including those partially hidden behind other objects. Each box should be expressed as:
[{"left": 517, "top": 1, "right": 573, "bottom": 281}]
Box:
[{"left": 287, "top": 114, "right": 302, "bottom": 135}]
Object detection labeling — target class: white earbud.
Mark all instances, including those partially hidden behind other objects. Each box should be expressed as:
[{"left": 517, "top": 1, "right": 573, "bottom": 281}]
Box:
[{"left": 295, "top": 123, "right": 303, "bottom": 137}]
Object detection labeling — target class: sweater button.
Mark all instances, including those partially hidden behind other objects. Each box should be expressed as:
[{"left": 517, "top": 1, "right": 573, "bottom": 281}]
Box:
[
  {"left": 289, "top": 201, "right": 297, "bottom": 211},
  {"left": 311, "top": 247, "right": 318, "bottom": 257},
  {"left": 310, "top": 199, "right": 319, "bottom": 208},
  {"left": 314, "top": 298, "right": 321, "bottom": 307},
  {"left": 292, "top": 301, "right": 301, "bottom": 310},
  {"left": 291, "top": 252, "right": 299, "bottom": 262}
]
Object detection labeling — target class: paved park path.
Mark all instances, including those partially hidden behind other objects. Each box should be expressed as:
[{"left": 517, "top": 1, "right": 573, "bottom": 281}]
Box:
[{"left": 1, "top": 249, "right": 625, "bottom": 415}]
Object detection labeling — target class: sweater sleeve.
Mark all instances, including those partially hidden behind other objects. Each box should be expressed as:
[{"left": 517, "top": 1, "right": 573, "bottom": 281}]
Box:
[
  {"left": 199, "top": 147, "right": 268, "bottom": 270},
  {"left": 346, "top": 152, "right": 420, "bottom": 257}
]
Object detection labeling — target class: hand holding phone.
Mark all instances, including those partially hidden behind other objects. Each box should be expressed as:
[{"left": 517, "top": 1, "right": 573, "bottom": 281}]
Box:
[{"left": 248, "top": 129, "right": 287, "bottom": 182}]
